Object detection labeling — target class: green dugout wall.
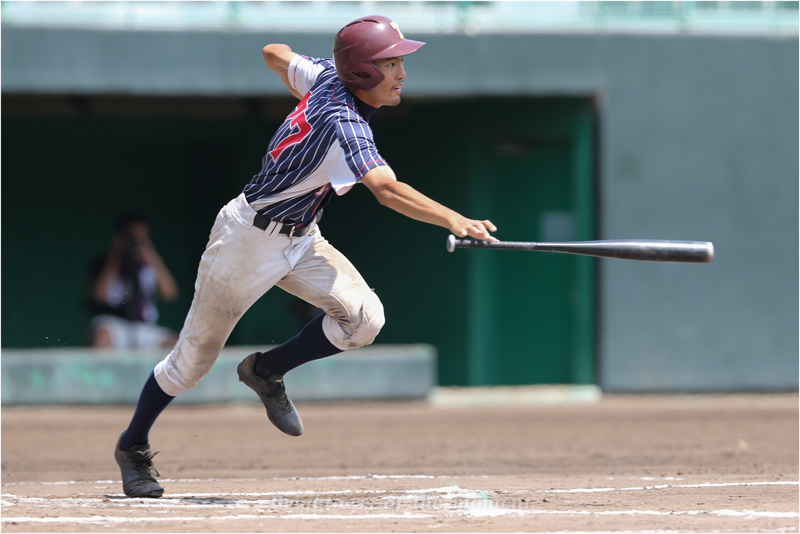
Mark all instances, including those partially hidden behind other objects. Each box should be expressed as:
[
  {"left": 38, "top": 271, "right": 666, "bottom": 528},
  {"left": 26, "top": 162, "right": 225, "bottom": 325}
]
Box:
[
  {"left": 464, "top": 100, "right": 595, "bottom": 386},
  {"left": 2, "top": 96, "right": 595, "bottom": 387}
]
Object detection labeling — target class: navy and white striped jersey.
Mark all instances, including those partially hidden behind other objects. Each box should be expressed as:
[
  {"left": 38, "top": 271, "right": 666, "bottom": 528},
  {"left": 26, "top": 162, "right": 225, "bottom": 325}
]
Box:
[{"left": 244, "top": 55, "right": 387, "bottom": 227}]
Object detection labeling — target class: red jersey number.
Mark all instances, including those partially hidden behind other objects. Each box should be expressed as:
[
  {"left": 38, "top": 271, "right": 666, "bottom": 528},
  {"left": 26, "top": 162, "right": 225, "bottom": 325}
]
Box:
[{"left": 269, "top": 93, "right": 312, "bottom": 161}]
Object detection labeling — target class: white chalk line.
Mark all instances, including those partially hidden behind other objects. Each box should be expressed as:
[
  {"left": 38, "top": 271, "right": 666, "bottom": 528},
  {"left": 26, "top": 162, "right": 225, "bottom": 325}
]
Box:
[
  {"left": 3, "top": 507, "right": 797, "bottom": 524},
  {"left": 463, "top": 501, "right": 799, "bottom": 519},
  {"left": 540, "top": 480, "right": 799, "bottom": 494}
]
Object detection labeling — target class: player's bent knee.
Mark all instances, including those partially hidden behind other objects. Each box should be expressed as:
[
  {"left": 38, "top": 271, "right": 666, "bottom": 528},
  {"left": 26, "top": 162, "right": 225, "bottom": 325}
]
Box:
[
  {"left": 324, "top": 290, "right": 385, "bottom": 350},
  {"left": 154, "top": 341, "right": 224, "bottom": 396},
  {"left": 355, "top": 291, "right": 385, "bottom": 346}
]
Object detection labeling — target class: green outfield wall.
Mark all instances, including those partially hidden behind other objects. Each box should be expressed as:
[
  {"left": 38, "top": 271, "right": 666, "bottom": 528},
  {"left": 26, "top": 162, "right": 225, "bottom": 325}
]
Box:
[{"left": 2, "top": 28, "right": 797, "bottom": 392}]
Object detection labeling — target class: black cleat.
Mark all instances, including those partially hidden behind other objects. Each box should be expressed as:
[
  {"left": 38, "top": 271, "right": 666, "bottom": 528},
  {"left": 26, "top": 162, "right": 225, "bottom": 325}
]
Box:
[
  {"left": 237, "top": 352, "right": 304, "bottom": 436},
  {"left": 114, "top": 434, "right": 164, "bottom": 498}
]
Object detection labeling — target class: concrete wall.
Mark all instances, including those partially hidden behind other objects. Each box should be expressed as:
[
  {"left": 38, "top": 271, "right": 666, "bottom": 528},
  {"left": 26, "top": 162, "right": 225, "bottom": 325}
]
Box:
[
  {"left": 1, "top": 345, "right": 436, "bottom": 405},
  {"left": 596, "top": 36, "right": 798, "bottom": 391},
  {"left": 3, "top": 27, "right": 797, "bottom": 391}
]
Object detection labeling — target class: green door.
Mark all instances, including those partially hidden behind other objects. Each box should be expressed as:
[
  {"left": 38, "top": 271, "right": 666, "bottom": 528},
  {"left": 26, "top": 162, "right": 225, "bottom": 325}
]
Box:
[{"left": 466, "top": 101, "right": 595, "bottom": 386}]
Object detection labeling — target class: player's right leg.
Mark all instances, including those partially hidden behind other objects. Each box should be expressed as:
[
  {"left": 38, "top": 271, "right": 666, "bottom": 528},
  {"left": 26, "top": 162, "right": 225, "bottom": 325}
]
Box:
[{"left": 114, "top": 371, "right": 170, "bottom": 498}]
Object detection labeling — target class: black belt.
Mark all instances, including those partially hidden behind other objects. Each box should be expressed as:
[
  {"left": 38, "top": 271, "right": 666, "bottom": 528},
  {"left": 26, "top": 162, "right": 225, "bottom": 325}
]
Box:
[{"left": 253, "top": 212, "right": 320, "bottom": 238}]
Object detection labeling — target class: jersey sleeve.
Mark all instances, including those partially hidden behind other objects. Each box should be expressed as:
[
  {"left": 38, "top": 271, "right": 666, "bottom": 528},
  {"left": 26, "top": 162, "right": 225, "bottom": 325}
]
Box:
[
  {"left": 330, "top": 111, "right": 387, "bottom": 194},
  {"left": 287, "top": 55, "right": 328, "bottom": 97}
]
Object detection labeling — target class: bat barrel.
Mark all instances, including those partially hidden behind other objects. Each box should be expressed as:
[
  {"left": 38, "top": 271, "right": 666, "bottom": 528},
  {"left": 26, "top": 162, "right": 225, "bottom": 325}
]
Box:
[{"left": 537, "top": 240, "right": 715, "bottom": 263}]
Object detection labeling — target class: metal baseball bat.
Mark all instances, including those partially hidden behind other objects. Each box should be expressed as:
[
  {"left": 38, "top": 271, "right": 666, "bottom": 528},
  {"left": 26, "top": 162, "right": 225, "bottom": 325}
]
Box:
[{"left": 446, "top": 235, "right": 714, "bottom": 263}]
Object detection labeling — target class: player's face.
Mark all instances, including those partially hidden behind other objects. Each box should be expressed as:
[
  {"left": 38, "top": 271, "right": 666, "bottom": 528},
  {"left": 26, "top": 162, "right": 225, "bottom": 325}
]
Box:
[{"left": 368, "top": 56, "right": 406, "bottom": 107}]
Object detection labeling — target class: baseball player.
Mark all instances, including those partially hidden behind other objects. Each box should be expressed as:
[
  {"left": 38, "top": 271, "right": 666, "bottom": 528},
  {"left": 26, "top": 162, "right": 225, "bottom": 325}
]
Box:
[{"left": 114, "top": 15, "right": 497, "bottom": 498}]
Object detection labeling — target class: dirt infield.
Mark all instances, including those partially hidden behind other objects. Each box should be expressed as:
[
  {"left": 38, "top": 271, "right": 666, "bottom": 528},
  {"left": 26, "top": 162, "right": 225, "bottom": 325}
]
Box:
[{"left": 2, "top": 393, "right": 797, "bottom": 532}]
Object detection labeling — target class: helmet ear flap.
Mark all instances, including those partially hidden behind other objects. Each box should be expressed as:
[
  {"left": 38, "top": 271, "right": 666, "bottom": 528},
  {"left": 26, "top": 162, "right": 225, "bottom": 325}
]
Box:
[{"left": 342, "top": 62, "right": 385, "bottom": 91}]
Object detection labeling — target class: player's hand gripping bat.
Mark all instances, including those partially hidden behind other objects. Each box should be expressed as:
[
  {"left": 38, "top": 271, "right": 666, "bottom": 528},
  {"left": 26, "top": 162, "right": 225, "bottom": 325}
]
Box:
[{"left": 446, "top": 235, "right": 714, "bottom": 263}]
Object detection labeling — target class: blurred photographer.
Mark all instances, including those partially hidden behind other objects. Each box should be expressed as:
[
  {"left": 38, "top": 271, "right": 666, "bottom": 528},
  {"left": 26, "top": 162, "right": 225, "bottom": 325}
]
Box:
[{"left": 89, "top": 213, "right": 179, "bottom": 349}]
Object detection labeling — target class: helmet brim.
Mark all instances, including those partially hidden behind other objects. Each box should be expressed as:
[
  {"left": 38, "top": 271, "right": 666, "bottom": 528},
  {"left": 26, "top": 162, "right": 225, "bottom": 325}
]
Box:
[{"left": 368, "top": 39, "right": 426, "bottom": 61}]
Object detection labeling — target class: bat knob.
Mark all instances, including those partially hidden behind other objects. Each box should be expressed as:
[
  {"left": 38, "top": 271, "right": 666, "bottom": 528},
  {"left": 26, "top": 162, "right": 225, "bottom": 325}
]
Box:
[{"left": 446, "top": 234, "right": 456, "bottom": 253}]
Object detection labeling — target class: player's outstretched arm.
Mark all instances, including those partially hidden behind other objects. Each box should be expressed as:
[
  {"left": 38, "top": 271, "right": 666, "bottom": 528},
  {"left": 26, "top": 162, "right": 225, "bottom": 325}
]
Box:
[
  {"left": 262, "top": 44, "right": 303, "bottom": 100},
  {"left": 361, "top": 166, "right": 497, "bottom": 241}
]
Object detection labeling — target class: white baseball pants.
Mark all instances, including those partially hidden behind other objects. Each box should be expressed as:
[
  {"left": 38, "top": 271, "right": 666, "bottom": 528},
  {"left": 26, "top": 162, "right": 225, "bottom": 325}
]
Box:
[{"left": 153, "top": 193, "right": 385, "bottom": 396}]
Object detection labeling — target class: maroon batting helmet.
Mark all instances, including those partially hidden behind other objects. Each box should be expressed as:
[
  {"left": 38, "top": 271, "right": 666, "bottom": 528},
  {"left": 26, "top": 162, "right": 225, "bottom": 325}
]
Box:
[{"left": 333, "top": 15, "right": 425, "bottom": 91}]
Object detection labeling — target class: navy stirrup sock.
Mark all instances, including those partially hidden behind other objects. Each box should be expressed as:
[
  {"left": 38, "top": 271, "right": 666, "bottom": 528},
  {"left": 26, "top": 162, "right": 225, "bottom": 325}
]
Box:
[
  {"left": 255, "top": 314, "right": 342, "bottom": 377},
  {"left": 119, "top": 371, "right": 175, "bottom": 451}
]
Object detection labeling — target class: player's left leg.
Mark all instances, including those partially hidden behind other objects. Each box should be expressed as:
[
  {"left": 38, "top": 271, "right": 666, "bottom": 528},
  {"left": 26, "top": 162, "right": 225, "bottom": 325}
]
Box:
[
  {"left": 275, "top": 229, "right": 385, "bottom": 353},
  {"left": 267, "top": 228, "right": 385, "bottom": 373},
  {"left": 237, "top": 228, "right": 385, "bottom": 435}
]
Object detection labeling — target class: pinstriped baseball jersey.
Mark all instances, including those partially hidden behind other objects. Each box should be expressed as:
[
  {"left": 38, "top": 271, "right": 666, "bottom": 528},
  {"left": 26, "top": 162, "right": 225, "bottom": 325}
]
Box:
[{"left": 244, "top": 56, "right": 387, "bottom": 227}]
